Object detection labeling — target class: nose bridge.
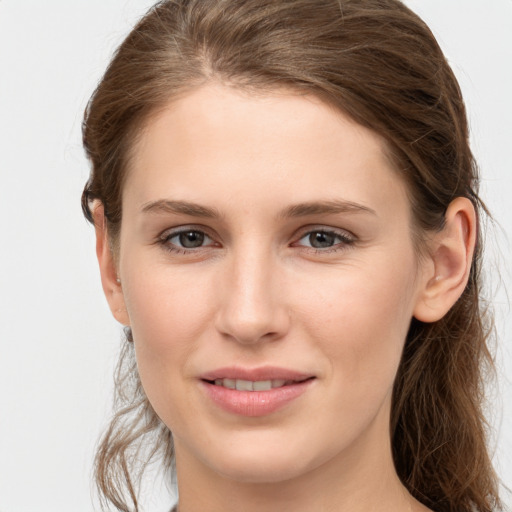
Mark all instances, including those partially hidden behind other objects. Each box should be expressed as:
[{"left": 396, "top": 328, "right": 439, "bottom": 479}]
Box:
[{"left": 216, "top": 241, "right": 288, "bottom": 344}]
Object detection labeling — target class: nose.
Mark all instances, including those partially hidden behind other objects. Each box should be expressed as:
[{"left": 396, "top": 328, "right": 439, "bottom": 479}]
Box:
[{"left": 215, "top": 248, "right": 290, "bottom": 345}]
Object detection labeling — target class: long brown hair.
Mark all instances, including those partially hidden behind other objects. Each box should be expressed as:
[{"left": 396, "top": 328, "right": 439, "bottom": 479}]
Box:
[{"left": 82, "top": 1, "right": 502, "bottom": 510}]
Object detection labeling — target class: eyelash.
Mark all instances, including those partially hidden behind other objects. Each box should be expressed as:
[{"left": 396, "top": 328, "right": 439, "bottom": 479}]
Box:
[
  {"left": 157, "top": 226, "right": 355, "bottom": 255},
  {"left": 294, "top": 228, "right": 355, "bottom": 253},
  {"left": 158, "top": 227, "right": 217, "bottom": 255}
]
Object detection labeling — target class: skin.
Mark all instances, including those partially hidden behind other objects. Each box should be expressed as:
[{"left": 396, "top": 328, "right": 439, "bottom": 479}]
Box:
[{"left": 95, "top": 84, "right": 476, "bottom": 512}]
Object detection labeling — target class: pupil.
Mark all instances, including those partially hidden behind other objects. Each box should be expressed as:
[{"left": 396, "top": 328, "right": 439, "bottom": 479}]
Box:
[
  {"left": 310, "top": 232, "right": 335, "bottom": 248},
  {"left": 179, "top": 231, "right": 204, "bottom": 248}
]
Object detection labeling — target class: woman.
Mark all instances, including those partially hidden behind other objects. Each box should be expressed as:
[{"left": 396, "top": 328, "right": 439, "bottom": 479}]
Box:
[{"left": 81, "top": 0, "right": 502, "bottom": 511}]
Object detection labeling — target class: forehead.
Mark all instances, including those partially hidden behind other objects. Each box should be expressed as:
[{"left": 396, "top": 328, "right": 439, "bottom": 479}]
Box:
[{"left": 124, "top": 84, "right": 409, "bottom": 221}]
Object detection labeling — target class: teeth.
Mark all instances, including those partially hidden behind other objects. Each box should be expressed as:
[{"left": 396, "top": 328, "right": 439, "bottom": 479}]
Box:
[
  {"left": 253, "top": 380, "right": 272, "bottom": 391},
  {"left": 223, "top": 378, "right": 236, "bottom": 389},
  {"left": 236, "top": 379, "right": 253, "bottom": 391},
  {"left": 213, "top": 378, "right": 290, "bottom": 391}
]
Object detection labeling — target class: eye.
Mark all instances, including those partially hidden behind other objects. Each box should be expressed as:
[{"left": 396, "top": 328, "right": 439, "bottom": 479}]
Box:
[
  {"left": 174, "top": 230, "right": 208, "bottom": 248},
  {"left": 160, "top": 228, "right": 216, "bottom": 252},
  {"left": 295, "top": 229, "right": 354, "bottom": 251}
]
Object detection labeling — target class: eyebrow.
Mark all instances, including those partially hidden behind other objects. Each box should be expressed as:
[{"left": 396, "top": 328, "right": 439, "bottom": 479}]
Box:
[
  {"left": 141, "top": 199, "right": 222, "bottom": 218},
  {"left": 140, "top": 198, "right": 376, "bottom": 219},
  {"left": 279, "top": 199, "right": 377, "bottom": 218}
]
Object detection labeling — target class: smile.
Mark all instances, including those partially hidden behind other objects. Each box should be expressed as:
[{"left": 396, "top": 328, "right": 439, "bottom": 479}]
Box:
[
  {"left": 200, "top": 368, "right": 315, "bottom": 417},
  {"left": 211, "top": 378, "right": 299, "bottom": 391}
]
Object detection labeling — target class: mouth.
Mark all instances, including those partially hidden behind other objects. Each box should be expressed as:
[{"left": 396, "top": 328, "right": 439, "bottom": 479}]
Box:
[
  {"left": 203, "top": 377, "right": 313, "bottom": 391},
  {"left": 199, "top": 367, "right": 316, "bottom": 417}
]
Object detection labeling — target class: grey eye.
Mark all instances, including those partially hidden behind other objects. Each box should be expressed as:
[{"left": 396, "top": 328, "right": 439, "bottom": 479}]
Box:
[
  {"left": 296, "top": 229, "right": 353, "bottom": 251},
  {"left": 308, "top": 231, "right": 336, "bottom": 248},
  {"left": 177, "top": 231, "right": 206, "bottom": 248},
  {"left": 160, "top": 228, "right": 216, "bottom": 254}
]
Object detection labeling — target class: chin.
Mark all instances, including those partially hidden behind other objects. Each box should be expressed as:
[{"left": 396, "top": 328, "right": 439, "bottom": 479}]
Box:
[
  {"left": 214, "top": 454, "right": 310, "bottom": 484},
  {"left": 198, "top": 432, "right": 327, "bottom": 485}
]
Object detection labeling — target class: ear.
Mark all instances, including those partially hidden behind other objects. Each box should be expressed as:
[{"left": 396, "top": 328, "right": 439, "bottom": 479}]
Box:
[
  {"left": 92, "top": 203, "right": 130, "bottom": 326},
  {"left": 413, "top": 197, "right": 477, "bottom": 323}
]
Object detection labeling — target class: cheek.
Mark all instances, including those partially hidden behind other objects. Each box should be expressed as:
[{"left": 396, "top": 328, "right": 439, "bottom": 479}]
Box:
[
  {"left": 124, "top": 260, "right": 216, "bottom": 336},
  {"left": 297, "top": 251, "right": 417, "bottom": 393},
  {"left": 121, "top": 264, "right": 217, "bottom": 403}
]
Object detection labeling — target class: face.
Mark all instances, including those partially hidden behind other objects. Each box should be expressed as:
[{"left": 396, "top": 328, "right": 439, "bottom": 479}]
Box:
[{"left": 113, "top": 84, "right": 429, "bottom": 484}]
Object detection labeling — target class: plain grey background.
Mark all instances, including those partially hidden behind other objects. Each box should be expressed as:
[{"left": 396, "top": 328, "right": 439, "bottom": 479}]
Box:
[{"left": 0, "top": 1, "right": 510, "bottom": 511}]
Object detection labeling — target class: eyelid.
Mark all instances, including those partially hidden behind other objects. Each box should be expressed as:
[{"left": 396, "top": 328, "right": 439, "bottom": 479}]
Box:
[
  {"left": 154, "top": 224, "right": 356, "bottom": 255},
  {"left": 292, "top": 225, "right": 357, "bottom": 252},
  {"left": 294, "top": 225, "right": 356, "bottom": 241},
  {"left": 157, "top": 225, "right": 220, "bottom": 252},
  {"left": 158, "top": 223, "right": 217, "bottom": 239}
]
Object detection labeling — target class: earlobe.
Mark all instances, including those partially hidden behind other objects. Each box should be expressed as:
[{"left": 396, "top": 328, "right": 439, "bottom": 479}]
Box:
[
  {"left": 92, "top": 203, "right": 130, "bottom": 326},
  {"left": 413, "top": 197, "right": 477, "bottom": 323}
]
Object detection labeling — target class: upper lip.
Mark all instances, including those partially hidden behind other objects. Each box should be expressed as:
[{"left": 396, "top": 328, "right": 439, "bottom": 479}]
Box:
[{"left": 200, "top": 366, "right": 314, "bottom": 382}]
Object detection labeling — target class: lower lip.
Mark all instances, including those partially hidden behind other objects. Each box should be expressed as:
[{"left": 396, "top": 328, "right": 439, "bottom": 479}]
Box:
[{"left": 201, "top": 379, "right": 314, "bottom": 417}]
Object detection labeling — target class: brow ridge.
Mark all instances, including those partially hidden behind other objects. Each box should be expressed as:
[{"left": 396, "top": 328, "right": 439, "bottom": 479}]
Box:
[
  {"left": 141, "top": 199, "right": 221, "bottom": 218},
  {"left": 280, "top": 199, "right": 376, "bottom": 218},
  {"left": 140, "top": 198, "right": 376, "bottom": 220}
]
